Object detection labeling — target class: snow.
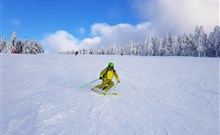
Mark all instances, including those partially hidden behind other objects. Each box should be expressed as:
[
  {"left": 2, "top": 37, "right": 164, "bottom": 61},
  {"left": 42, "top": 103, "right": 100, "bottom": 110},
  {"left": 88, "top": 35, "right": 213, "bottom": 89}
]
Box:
[{"left": 1, "top": 54, "right": 219, "bottom": 135}]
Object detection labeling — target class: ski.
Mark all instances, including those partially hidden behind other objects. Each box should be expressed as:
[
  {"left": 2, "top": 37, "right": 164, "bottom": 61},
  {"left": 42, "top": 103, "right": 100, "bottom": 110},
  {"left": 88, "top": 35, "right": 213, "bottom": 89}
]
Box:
[
  {"left": 91, "top": 89, "right": 108, "bottom": 96},
  {"left": 101, "top": 87, "right": 118, "bottom": 96},
  {"left": 91, "top": 89, "right": 118, "bottom": 96},
  {"left": 107, "top": 92, "right": 119, "bottom": 96}
]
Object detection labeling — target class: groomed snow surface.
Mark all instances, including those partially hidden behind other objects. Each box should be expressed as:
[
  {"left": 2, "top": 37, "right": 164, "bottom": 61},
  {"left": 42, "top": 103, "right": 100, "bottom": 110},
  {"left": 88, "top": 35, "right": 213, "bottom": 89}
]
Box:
[{"left": 1, "top": 54, "right": 219, "bottom": 135}]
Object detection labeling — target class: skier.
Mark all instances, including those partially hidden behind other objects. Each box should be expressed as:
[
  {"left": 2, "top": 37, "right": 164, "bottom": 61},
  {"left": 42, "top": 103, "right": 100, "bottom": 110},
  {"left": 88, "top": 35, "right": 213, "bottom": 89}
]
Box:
[
  {"left": 75, "top": 51, "right": 78, "bottom": 56},
  {"left": 92, "top": 62, "right": 120, "bottom": 92}
]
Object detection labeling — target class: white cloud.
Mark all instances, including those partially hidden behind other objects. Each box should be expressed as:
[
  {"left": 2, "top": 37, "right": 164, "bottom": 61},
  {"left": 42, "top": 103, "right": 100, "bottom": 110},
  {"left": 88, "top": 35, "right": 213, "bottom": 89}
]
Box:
[
  {"left": 134, "top": 0, "right": 219, "bottom": 34},
  {"left": 42, "top": 30, "right": 79, "bottom": 52},
  {"left": 42, "top": 0, "right": 219, "bottom": 53},
  {"left": 90, "top": 22, "right": 155, "bottom": 47},
  {"left": 81, "top": 37, "right": 101, "bottom": 48},
  {"left": 42, "top": 22, "right": 155, "bottom": 52}
]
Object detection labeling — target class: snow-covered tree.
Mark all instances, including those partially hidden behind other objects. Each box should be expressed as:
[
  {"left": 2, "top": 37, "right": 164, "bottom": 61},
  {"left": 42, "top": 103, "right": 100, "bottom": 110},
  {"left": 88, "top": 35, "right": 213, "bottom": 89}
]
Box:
[
  {"left": 197, "top": 40, "right": 206, "bottom": 57},
  {"left": 10, "top": 32, "right": 17, "bottom": 47},
  {"left": 159, "top": 38, "right": 165, "bottom": 56},
  {"left": 1, "top": 43, "right": 13, "bottom": 53},
  {"left": 188, "top": 33, "right": 195, "bottom": 56},
  {"left": 172, "top": 36, "right": 181, "bottom": 56},
  {"left": 180, "top": 41, "right": 188, "bottom": 56},
  {"left": 194, "top": 26, "right": 207, "bottom": 57},
  {"left": 164, "top": 31, "right": 173, "bottom": 56},
  {"left": 153, "top": 37, "right": 160, "bottom": 56},
  {"left": 37, "top": 42, "right": 44, "bottom": 53},
  {"left": 129, "top": 40, "right": 138, "bottom": 55},
  {"left": 208, "top": 26, "right": 220, "bottom": 57},
  {"left": 108, "top": 43, "right": 122, "bottom": 55},
  {"left": 0, "top": 32, "right": 44, "bottom": 54},
  {"left": 147, "top": 37, "right": 155, "bottom": 56},
  {"left": 57, "top": 26, "right": 219, "bottom": 57},
  {"left": 0, "top": 37, "right": 7, "bottom": 52}
]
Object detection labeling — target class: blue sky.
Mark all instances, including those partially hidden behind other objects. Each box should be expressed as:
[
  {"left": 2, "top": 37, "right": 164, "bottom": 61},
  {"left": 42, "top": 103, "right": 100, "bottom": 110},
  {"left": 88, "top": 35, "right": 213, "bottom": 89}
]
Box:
[
  {"left": 3, "top": 0, "right": 139, "bottom": 40},
  {"left": 1, "top": 0, "right": 219, "bottom": 52}
]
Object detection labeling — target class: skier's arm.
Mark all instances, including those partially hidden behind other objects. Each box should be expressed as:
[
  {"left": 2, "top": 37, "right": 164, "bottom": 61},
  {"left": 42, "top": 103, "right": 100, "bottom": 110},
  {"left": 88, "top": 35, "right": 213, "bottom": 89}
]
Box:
[
  {"left": 100, "top": 68, "right": 107, "bottom": 78},
  {"left": 113, "top": 71, "right": 120, "bottom": 82}
]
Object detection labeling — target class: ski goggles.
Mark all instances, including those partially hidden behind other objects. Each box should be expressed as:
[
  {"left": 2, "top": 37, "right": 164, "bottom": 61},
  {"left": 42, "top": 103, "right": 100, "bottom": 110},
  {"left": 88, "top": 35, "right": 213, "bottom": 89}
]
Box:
[{"left": 108, "top": 65, "right": 114, "bottom": 69}]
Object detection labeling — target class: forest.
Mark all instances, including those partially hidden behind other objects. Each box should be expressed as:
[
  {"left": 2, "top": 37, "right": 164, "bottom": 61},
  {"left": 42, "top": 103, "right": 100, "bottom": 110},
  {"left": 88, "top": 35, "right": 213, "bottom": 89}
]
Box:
[{"left": 1, "top": 26, "right": 220, "bottom": 57}]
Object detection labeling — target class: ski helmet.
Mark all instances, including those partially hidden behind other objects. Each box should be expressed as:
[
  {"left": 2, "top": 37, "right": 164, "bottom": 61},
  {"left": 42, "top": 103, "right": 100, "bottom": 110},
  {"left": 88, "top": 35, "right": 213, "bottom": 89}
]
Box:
[{"left": 108, "top": 62, "right": 114, "bottom": 68}]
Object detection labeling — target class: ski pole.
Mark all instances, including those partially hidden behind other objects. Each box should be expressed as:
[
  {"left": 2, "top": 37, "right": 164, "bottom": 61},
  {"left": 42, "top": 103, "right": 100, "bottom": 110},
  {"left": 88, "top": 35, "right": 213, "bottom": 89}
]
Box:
[
  {"left": 113, "top": 82, "right": 119, "bottom": 89},
  {"left": 79, "top": 79, "right": 99, "bottom": 88}
]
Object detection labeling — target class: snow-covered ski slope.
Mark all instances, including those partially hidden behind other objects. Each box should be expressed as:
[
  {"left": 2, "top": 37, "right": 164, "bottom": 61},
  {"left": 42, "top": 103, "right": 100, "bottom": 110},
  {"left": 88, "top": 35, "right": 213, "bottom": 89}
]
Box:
[{"left": 2, "top": 54, "right": 219, "bottom": 135}]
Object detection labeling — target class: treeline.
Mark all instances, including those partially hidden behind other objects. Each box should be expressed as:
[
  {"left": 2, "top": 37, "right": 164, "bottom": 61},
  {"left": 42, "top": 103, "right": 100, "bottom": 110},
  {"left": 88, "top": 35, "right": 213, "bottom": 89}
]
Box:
[
  {"left": 62, "top": 26, "right": 220, "bottom": 57},
  {"left": 0, "top": 32, "right": 44, "bottom": 54},
  {"left": 2, "top": 26, "right": 219, "bottom": 57}
]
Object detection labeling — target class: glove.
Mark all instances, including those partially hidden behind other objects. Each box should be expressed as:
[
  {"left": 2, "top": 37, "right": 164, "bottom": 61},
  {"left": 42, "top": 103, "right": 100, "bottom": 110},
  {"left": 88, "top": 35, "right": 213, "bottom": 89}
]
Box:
[
  {"left": 99, "top": 76, "right": 103, "bottom": 80},
  {"left": 117, "top": 80, "right": 120, "bottom": 83}
]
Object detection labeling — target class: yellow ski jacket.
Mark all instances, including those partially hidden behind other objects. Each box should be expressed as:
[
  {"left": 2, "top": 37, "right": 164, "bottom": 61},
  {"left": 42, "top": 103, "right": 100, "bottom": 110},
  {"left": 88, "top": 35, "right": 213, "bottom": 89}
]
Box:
[{"left": 100, "top": 68, "right": 120, "bottom": 81}]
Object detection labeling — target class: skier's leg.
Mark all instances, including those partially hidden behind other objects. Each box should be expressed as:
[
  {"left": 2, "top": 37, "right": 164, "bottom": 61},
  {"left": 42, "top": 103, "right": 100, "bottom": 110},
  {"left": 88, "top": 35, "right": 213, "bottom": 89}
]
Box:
[
  {"left": 104, "top": 80, "right": 114, "bottom": 91},
  {"left": 94, "top": 79, "right": 108, "bottom": 89},
  {"left": 101, "top": 86, "right": 107, "bottom": 90}
]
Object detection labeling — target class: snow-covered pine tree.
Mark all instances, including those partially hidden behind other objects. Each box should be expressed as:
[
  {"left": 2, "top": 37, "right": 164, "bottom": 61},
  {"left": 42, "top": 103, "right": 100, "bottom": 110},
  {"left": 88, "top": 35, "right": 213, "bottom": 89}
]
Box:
[
  {"left": 10, "top": 32, "right": 17, "bottom": 53},
  {"left": 22, "top": 40, "right": 32, "bottom": 54},
  {"left": 179, "top": 34, "right": 187, "bottom": 56},
  {"left": 197, "top": 41, "right": 205, "bottom": 57},
  {"left": 141, "top": 38, "right": 148, "bottom": 56},
  {"left": 116, "top": 44, "right": 123, "bottom": 55},
  {"left": 159, "top": 38, "right": 165, "bottom": 56},
  {"left": 164, "top": 31, "right": 173, "bottom": 56},
  {"left": 194, "top": 26, "right": 207, "bottom": 57},
  {"left": 193, "top": 26, "right": 205, "bottom": 56},
  {"left": 153, "top": 37, "right": 160, "bottom": 56},
  {"left": 128, "top": 40, "right": 137, "bottom": 55},
  {"left": 123, "top": 43, "right": 130, "bottom": 55},
  {"left": 147, "top": 37, "right": 155, "bottom": 56},
  {"left": 0, "top": 37, "right": 7, "bottom": 52},
  {"left": 173, "top": 36, "right": 181, "bottom": 56},
  {"left": 37, "top": 42, "right": 44, "bottom": 53},
  {"left": 109, "top": 43, "right": 120, "bottom": 55},
  {"left": 1, "top": 43, "right": 12, "bottom": 53},
  {"left": 188, "top": 33, "right": 195, "bottom": 56},
  {"left": 15, "top": 40, "right": 22, "bottom": 53},
  {"left": 10, "top": 32, "right": 16, "bottom": 47},
  {"left": 22, "top": 39, "right": 43, "bottom": 54},
  {"left": 208, "top": 26, "right": 220, "bottom": 57}
]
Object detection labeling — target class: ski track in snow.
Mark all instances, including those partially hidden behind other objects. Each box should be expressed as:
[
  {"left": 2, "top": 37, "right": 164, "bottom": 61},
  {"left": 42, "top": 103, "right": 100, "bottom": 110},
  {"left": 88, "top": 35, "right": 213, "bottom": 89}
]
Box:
[{"left": 2, "top": 54, "right": 219, "bottom": 135}]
